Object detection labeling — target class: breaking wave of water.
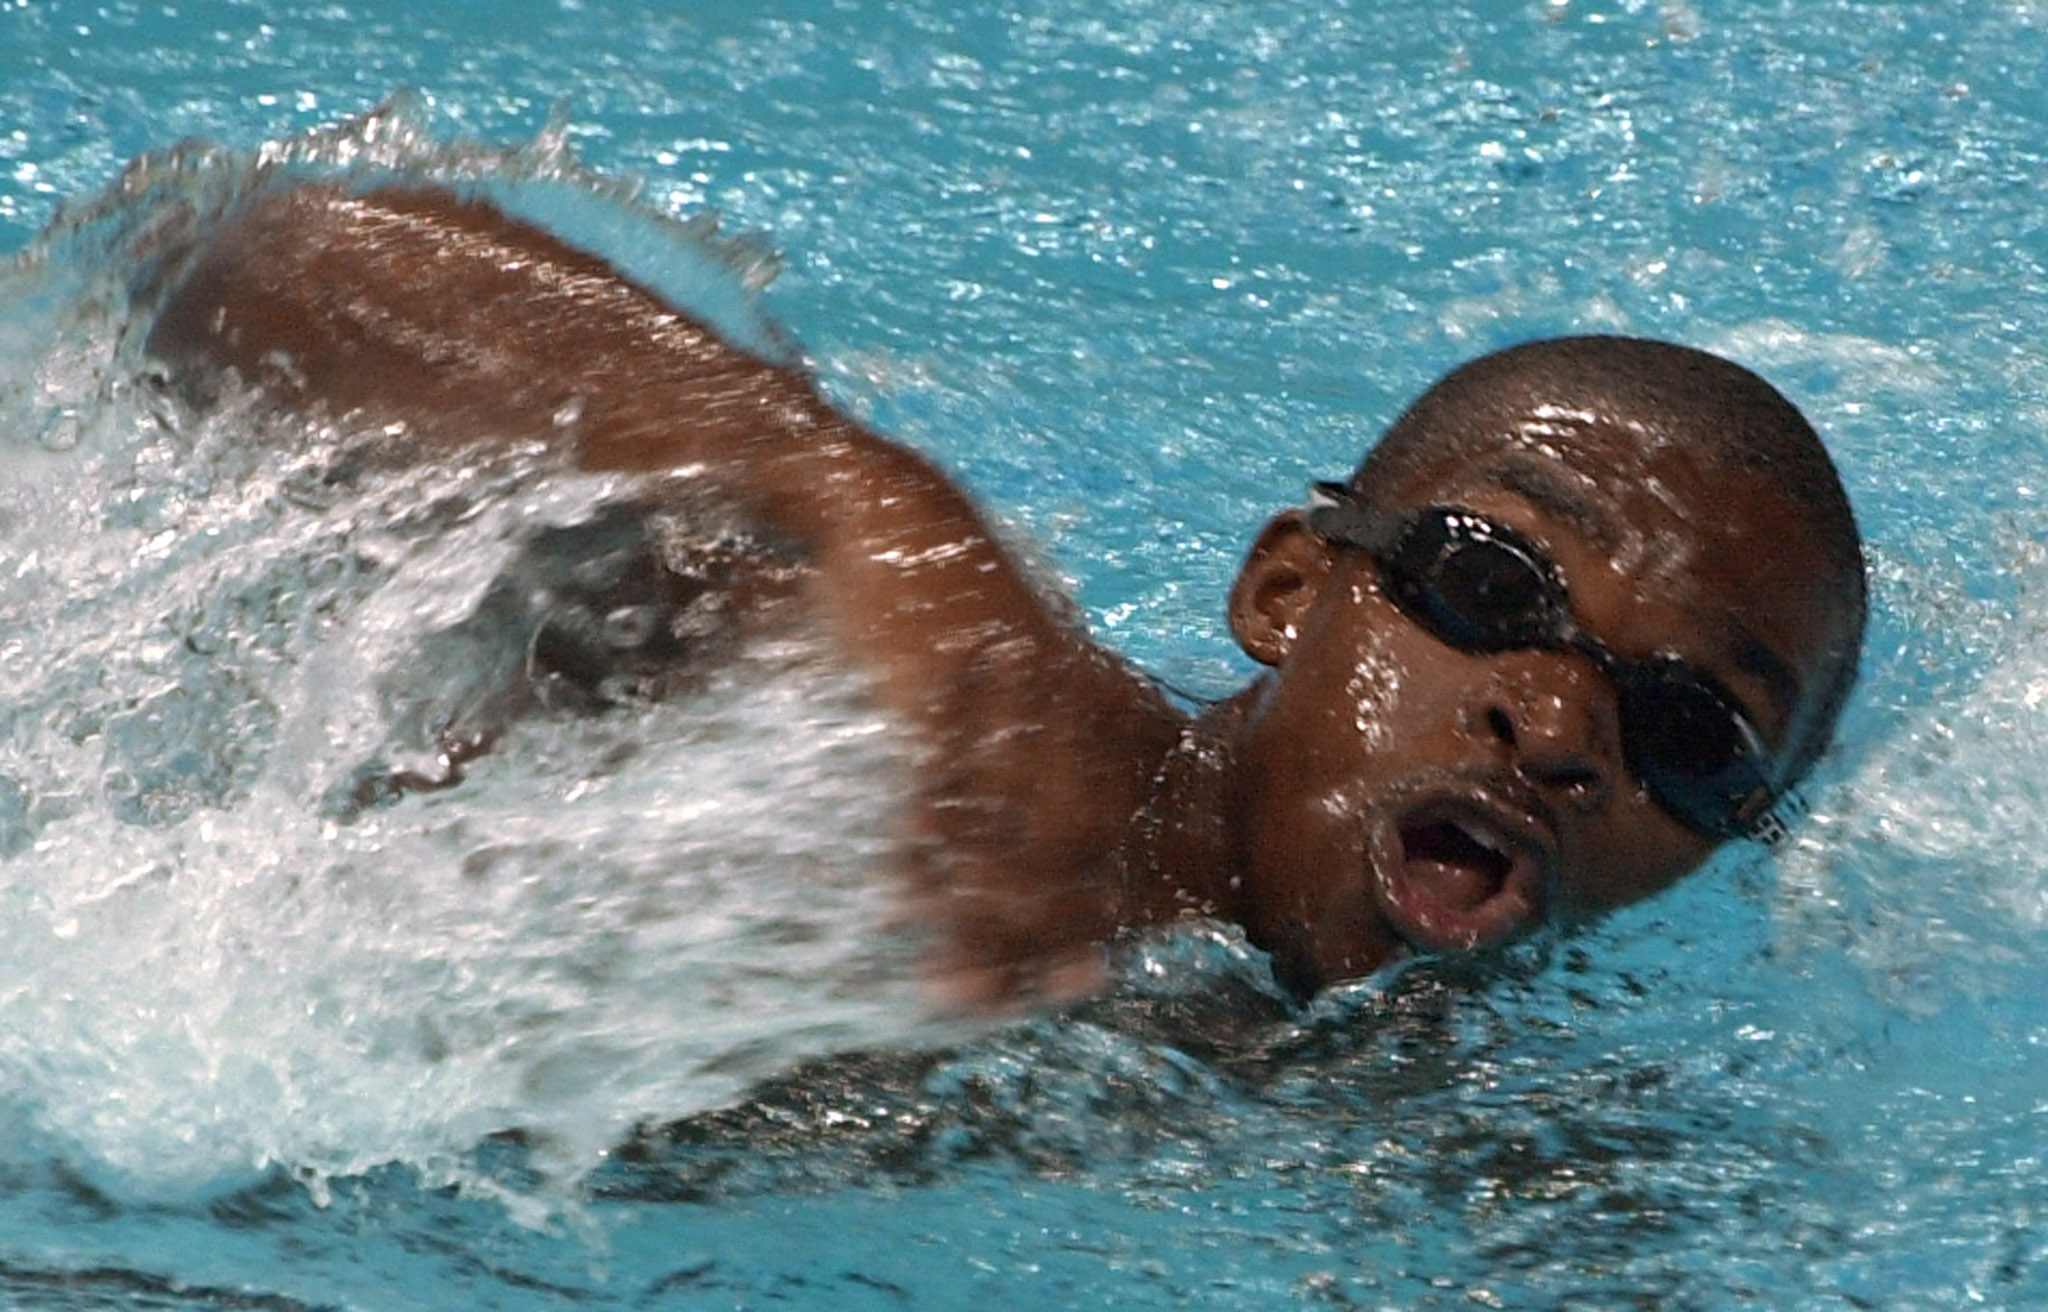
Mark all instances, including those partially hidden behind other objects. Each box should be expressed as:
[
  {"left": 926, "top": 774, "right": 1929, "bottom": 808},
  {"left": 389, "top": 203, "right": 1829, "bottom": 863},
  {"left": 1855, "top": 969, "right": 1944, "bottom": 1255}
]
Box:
[{"left": 0, "top": 103, "right": 958, "bottom": 1205}]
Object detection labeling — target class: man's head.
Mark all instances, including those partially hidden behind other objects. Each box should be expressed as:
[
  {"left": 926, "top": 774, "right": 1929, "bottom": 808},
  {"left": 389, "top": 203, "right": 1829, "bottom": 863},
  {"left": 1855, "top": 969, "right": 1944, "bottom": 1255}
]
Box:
[{"left": 1218, "top": 336, "right": 1866, "bottom": 995}]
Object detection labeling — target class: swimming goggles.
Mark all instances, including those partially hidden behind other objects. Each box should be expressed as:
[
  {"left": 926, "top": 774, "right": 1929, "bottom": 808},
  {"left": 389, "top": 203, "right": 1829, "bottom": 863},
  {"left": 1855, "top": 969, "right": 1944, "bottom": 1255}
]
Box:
[{"left": 1306, "top": 482, "right": 1794, "bottom": 844}]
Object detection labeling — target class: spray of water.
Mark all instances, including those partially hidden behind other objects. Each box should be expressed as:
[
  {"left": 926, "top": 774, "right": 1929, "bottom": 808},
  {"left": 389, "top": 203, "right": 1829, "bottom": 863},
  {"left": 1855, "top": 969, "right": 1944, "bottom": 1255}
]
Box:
[{"left": 0, "top": 103, "right": 960, "bottom": 1207}]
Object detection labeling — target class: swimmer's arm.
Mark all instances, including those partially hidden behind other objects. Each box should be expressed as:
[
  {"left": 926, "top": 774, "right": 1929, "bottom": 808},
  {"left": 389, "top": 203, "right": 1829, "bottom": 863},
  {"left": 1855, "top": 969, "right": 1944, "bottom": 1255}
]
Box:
[
  {"left": 661, "top": 394, "right": 1184, "bottom": 1005},
  {"left": 151, "top": 184, "right": 1153, "bottom": 744},
  {"left": 146, "top": 184, "right": 1180, "bottom": 998}
]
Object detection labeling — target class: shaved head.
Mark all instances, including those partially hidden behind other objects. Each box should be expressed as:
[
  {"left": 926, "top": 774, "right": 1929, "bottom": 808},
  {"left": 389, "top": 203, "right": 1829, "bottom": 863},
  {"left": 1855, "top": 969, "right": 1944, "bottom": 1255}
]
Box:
[{"left": 1348, "top": 335, "right": 1866, "bottom": 787}]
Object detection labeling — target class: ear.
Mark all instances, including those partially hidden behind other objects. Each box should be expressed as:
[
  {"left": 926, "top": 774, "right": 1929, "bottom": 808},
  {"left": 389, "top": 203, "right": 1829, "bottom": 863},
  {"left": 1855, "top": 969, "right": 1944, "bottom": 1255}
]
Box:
[{"left": 1228, "top": 510, "right": 1335, "bottom": 667}]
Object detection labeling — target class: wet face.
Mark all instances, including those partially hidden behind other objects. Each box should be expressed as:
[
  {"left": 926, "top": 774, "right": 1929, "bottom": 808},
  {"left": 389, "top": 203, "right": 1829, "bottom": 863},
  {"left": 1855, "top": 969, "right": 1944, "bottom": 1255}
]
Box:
[{"left": 1222, "top": 417, "right": 1854, "bottom": 996}]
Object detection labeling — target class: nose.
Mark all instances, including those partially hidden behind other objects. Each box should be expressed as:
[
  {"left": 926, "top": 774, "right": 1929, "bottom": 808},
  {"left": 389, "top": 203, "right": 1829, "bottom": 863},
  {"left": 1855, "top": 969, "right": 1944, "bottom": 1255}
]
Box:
[{"left": 1475, "top": 654, "right": 1617, "bottom": 811}]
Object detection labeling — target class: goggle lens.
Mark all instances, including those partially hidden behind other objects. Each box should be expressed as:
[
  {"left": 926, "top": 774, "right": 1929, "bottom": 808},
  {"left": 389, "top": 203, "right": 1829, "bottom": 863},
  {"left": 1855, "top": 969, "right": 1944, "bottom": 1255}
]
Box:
[
  {"left": 1386, "top": 511, "right": 1571, "bottom": 651},
  {"left": 1612, "top": 658, "right": 1774, "bottom": 838}
]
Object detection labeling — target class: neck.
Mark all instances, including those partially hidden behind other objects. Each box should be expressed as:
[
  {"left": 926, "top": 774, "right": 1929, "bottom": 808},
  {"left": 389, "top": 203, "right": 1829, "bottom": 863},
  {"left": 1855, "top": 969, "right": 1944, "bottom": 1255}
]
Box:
[{"left": 1117, "top": 686, "right": 1258, "bottom": 930}]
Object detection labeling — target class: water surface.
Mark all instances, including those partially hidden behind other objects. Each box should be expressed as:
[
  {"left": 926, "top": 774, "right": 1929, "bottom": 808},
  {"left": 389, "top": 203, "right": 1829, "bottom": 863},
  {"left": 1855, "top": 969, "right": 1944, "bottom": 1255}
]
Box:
[{"left": 4, "top": 1, "right": 2048, "bottom": 1308}]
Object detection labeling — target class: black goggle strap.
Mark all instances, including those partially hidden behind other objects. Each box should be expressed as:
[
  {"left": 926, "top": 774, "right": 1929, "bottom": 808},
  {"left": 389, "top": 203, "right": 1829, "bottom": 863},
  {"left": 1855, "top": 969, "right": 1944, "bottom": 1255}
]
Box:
[
  {"left": 1305, "top": 481, "right": 1408, "bottom": 556},
  {"left": 1743, "top": 788, "right": 1807, "bottom": 849},
  {"left": 1699, "top": 725, "right": 1803, "bottom": 849}
]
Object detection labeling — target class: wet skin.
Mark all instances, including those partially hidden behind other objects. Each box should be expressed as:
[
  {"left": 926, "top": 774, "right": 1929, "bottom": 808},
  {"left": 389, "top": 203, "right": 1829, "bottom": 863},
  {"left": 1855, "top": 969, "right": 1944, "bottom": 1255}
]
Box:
[
  {"left": 140, "top": 183, "right": 1856, "bottom": 1006},
  {"left": 1194, "top": 422, "right": 1853, "bottom": 995}
]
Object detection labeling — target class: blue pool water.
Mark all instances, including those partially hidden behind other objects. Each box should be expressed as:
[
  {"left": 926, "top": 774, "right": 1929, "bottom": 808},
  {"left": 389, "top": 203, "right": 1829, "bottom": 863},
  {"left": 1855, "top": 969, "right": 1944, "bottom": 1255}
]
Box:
[{"left": 4, "top": 0, "right": 2048, "bottom": 1307}]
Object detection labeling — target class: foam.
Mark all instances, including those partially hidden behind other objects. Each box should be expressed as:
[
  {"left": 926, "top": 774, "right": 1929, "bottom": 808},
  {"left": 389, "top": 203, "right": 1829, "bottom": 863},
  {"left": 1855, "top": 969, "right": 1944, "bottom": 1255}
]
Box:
[{"left": 0, "top": 119, "right": 952, "bottom": 1203}]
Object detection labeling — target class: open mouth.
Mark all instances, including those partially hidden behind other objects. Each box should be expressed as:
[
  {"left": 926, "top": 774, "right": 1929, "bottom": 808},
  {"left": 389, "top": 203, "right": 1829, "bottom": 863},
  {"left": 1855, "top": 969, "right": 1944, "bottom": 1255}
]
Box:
[
  {"left": 1376, "top": 801, "right": 1553, "bottom": 954},
  {"left": 1401, "top": 819, "right": 1512, "bottom": 913}
]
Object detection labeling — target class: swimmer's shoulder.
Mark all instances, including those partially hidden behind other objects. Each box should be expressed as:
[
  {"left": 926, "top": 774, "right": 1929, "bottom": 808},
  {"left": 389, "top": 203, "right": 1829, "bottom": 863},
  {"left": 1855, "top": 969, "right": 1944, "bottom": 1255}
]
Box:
[{"left": 145, "top": 181, "right": 796, "bottom": 452}]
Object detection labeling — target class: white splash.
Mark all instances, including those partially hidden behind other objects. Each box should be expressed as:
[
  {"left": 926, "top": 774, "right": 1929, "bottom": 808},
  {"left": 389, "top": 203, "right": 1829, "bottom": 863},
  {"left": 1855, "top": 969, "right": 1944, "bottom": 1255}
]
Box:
[
  {"left": 1777, "top": 526, "right": 2048, "bottom": 1015},
  {"left": 0, "top": 111, "right": 954, "bottom": 1206}
]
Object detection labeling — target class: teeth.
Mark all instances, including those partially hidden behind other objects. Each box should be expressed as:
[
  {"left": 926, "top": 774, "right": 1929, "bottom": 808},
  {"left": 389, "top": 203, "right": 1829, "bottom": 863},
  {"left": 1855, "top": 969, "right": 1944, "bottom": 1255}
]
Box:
[{"left": 1459, "top": 819, "right": 1510, "bottom": 856}]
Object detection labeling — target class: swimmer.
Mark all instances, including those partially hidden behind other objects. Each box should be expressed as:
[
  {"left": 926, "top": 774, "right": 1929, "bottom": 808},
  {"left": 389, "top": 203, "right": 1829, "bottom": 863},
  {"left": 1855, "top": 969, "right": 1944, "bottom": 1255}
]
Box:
[{"left": 142, "top": 184, "right": 1867, "bottom": 1006}]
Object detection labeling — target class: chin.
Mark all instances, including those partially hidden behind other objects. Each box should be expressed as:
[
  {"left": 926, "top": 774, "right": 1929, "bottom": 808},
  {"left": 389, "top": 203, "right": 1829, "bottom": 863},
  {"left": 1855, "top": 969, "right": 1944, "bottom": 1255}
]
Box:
[{"left": 1253, "top": 919, "right": 1403, "bottom": 1004}]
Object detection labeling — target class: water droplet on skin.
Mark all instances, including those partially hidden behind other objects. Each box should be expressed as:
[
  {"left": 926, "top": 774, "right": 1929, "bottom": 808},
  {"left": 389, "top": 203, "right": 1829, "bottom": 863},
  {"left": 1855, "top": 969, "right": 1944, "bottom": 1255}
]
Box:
[{"left": 1349, "top": 651, "right": 1400, "bottom": 747}]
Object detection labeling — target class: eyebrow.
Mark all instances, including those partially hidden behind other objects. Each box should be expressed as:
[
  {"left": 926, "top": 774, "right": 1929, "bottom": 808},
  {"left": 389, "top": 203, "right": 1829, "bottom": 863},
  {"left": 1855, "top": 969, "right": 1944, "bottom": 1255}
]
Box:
[{"left": 1452, "top": 457, "right": 1623, "bottom": 554}]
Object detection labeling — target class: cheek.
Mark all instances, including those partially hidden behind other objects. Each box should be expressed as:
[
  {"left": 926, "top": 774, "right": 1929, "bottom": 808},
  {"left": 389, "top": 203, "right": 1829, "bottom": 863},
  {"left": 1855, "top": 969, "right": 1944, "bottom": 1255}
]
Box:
[
  {"left": 1242, "top": 625, "right": 1442, "bottom": 900},
  {"left": 1260, "top": 584, "right": 1416, "bottom": 770},
  {"left": 1318, "top": 581, "right": 1476, "bottom": 746},
  {"left": 1343, "top": 627, "right": 1407, "bottom": 750},
  {"left": 1349, "top": 619, "right": 1494, "bottom": 768},
  {"left": 1237, "top": 771, "right": 1402, "bottom": 991},
  {"left": 1566, "top": 803, "right": 1717, "bottom": 914},
  {"left": 1236, "top": 659, "right": 1393, "bottom": 927}
]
